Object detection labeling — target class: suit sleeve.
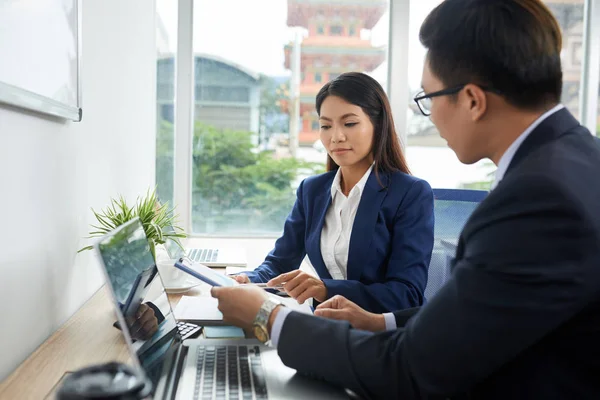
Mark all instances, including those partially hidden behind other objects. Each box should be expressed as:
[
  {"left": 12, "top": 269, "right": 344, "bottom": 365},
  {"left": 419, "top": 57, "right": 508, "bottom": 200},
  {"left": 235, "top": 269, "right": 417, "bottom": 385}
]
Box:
[
  {"left": 244, "top": 180, "right": 308, "bottom": 283},
  {"left": 322, "top": 179, "right": 434, "bottom": 312},
  {"left": 277, "top": 175, "right": 600, "bottom": 399},
  {"left": 393, "top": 307, "right": 420, "bottom": 328}
]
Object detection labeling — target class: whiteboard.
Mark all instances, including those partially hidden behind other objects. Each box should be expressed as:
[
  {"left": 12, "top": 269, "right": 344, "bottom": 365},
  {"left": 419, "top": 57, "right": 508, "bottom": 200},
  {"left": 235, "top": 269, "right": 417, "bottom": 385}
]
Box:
[{"left": 0, "top": 0, "right": 81, "bottom": 121}]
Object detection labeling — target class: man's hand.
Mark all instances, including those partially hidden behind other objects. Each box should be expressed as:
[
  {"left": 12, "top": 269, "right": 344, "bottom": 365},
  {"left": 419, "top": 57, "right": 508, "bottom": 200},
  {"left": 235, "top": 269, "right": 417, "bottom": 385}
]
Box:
[
  {"left": 267, "top": 270, "right": 327, "bottom": 304},
  {"left": 231, "top": 274, "right": 250, "bottom": 284},
  {"left": 211, "top": 285, "right": 268, "bottom": 330},
  {"left": 314, "top": 295, "right": 386, "bottom": 332},
  {"left": 126, "top": 303, "right": 159, "bottom": 340}
]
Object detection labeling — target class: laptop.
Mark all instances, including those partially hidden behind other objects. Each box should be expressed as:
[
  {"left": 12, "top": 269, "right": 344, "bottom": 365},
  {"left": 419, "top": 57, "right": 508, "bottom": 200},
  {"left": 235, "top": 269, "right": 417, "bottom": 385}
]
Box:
[
  {"left": 164, "top": 225, "right": 248, "bottom": 267},
  {"left": 96, "top": 218, "right": 349, "bottom": 400}
]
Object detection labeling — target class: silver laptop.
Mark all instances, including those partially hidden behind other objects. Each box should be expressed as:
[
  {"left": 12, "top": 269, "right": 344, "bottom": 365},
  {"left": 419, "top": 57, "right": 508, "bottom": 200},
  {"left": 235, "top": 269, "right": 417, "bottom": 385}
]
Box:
[
  {"left": 164, "top": 226, "right": 247, "bottom": 267},
  {"left": 96, "top": 218, "right": 348, "bottom": 400}
]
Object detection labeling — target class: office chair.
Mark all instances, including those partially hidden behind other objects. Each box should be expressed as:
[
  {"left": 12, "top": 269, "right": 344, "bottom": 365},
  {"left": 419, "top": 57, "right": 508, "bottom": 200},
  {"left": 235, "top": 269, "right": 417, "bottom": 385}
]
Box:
[{"left": 425, "top": 189, "right": 488, "bottom": 300}]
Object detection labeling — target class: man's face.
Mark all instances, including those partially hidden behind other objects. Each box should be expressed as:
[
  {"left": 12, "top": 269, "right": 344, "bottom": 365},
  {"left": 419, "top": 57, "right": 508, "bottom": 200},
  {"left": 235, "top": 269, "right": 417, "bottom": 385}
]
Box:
[{"left": 421, "top": 59, "right": 487, "bottom": 165}]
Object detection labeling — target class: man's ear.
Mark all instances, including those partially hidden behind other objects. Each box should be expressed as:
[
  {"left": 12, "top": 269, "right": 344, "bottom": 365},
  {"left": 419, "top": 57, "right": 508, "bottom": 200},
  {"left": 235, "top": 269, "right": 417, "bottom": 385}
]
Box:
[{"left": 463, "top": 84, "right": 487, "bottom": 121}]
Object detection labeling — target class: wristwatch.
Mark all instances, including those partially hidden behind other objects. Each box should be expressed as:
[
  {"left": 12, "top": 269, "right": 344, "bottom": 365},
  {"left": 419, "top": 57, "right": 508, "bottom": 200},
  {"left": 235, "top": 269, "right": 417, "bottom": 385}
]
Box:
[{"left": 252, "top": 297, "right": 284, "bottom": 344}]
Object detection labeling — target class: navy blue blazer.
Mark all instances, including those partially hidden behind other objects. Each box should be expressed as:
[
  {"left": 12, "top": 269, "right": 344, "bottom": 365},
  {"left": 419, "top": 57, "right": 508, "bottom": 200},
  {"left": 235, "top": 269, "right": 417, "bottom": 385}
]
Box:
[{"left": 244, "top": 169, "right": 434, "bottom": 313}]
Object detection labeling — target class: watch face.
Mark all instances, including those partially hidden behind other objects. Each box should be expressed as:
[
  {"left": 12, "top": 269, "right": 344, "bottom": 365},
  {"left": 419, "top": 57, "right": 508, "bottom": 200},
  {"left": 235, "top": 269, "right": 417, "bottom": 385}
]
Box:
[{"left": 253, "top": 324, "right": 269, "bottom": 343}]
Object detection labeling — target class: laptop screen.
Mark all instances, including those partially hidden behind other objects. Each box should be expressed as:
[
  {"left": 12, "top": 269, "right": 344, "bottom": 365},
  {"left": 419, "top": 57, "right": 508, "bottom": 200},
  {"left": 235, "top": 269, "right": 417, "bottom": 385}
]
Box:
[
  {"left": 163, "top": 224, "right": 185, "bottom": 259},
  {"left": 96, "top": 218, "right": 182, "bottom": 391}
]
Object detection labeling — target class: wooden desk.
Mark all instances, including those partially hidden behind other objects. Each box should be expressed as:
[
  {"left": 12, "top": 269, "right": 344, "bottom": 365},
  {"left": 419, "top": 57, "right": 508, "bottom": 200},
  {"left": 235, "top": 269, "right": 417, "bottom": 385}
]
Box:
[{"left": 0, "top": 282, "right": 213, "bottom": 400}]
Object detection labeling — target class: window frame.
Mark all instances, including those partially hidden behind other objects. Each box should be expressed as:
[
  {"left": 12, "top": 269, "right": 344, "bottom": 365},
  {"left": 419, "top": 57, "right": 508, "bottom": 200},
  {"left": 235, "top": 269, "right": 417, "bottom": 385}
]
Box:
[
  {"left": 580, "top": 0, "right": 600, "bottom": 131},
  {"left": 170, "top": 0, "right": 600, "bottom": 237}
]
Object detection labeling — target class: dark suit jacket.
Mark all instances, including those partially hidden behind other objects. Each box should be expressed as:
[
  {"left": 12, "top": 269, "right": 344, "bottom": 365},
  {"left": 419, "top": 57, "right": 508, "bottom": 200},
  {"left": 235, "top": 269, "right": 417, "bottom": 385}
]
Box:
[
  {"left": 245, "top": 169, "right": 434, "bottom": 313},
  {"left": 277, "top": 108, "right": 600, "bottom": 399}
]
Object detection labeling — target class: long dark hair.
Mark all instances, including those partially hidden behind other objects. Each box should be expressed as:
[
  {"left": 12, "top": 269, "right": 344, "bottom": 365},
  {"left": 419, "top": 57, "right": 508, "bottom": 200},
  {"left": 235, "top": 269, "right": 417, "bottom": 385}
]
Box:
[{"left": 315, "top": 72, "right": 410, "bottom": 175}]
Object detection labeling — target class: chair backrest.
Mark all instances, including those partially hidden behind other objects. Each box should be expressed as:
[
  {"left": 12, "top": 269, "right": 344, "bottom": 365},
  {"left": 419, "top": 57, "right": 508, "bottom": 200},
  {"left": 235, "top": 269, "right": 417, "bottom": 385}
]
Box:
[{"left": 425, "top": 189, "right": 488, "bottom": 300}]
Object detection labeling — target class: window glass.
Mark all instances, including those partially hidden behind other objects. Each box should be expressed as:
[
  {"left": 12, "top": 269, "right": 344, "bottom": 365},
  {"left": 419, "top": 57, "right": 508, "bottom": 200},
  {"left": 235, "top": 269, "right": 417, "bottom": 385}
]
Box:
[
  {"left": 406, "top": 0, "right": 584, "bottom": 190},
  {"left": 330, "top": 25, "right": 343, "bottom": 35},
  {"left": 190, "top": 0, "right": 389, "bottom": 234},
  {"left": 155, "top": 0, "right": 178, "bottom": 206}
]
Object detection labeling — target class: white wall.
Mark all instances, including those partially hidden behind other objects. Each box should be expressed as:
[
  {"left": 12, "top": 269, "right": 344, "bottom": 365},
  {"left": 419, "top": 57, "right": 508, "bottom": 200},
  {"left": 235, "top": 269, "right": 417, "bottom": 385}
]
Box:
[{"left": 0, "top": 0, "right": 157, "bottom": 380}]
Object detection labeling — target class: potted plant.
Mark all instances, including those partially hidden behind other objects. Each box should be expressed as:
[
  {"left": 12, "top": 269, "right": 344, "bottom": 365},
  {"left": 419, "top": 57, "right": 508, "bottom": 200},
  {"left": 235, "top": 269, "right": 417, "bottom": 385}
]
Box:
[{"left": 78, "top": 189, "right": 186, "bottom": 260}]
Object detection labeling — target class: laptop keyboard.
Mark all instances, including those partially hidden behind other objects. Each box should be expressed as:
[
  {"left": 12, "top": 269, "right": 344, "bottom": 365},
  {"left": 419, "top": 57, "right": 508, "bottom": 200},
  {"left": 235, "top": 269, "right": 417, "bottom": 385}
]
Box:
[
  {"left": 194, "top": 345, "right": 268, "bottom": 400},
  {"left": 190, "top": 248, "right": 219, "bottom": 263}
]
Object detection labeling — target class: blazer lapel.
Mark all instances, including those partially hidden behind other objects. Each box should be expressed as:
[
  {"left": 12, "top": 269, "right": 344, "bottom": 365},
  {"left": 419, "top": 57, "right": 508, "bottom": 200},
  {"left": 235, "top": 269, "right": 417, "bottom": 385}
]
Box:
[
  {"left": 346, "top": 171, "right": 389, "bottom": 280},
  {"left": 309, "top": 178, "right": 333, "bottom": 280}
]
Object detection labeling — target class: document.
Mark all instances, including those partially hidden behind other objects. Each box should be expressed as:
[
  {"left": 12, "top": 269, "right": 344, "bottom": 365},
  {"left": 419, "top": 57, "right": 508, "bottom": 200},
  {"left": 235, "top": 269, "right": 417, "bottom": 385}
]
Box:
[{"left": 173, "top": 295, "right": 223, "bottom": 322}]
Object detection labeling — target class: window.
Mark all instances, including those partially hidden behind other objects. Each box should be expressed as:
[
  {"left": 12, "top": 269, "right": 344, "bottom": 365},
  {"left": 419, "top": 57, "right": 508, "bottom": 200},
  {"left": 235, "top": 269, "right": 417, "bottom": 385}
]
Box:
[
  {"left": 329, "top": 72, "right": 340, "bottom": 81},
  {"left": 330, "top": 25, "right": 343, "bottom": 35},
  {"left": 155, "top": 0, "right": 178, "bottom": 207},
  {"left": 349, "top": 25, "right": 356, "bottom": 36},
  {"left": 188, "top": 0, "right": 389, "bottom": 235},
  {"left": 405, "top": 0, "right": 584, "bottom": 190},
  {"left": 196, "top": 85, "right": 250, "bottom": 103},
  {"left": 545, "top": 1, "right": 584, "bottom": 117}
]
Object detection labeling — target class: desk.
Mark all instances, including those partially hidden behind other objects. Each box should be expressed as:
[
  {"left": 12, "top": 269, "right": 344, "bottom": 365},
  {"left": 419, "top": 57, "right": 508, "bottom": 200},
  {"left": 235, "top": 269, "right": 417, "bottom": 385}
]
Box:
[{"left": 0, "top": 282, "right": 213, "bottom": 400}]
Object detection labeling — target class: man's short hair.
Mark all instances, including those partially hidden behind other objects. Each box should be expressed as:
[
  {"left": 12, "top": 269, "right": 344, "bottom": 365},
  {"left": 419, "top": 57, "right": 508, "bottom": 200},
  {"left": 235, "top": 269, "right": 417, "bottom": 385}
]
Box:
[{"left": 420, "top": 0, "right": 563, "bottom": 110}]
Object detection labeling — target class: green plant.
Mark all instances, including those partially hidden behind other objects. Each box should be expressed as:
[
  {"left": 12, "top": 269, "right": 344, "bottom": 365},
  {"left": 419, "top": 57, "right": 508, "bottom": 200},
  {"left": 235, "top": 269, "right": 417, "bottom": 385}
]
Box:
[
  {"left": 181, "top": 121, "right": 324, "bottom": 233},
  {"left": 78, "top": 189, "right": 186, "bottom": 259}
]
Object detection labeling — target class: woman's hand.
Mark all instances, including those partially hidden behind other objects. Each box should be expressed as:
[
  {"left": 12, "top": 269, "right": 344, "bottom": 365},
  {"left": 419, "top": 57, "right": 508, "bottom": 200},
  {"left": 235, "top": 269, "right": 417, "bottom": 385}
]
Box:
[{"left": 268, "top": 270, "right": 328, "bottom": 304}]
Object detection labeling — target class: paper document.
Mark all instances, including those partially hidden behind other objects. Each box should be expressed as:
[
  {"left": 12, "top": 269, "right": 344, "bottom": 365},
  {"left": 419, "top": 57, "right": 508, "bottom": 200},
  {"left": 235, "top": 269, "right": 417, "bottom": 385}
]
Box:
[
  {"left": 174, "top": 295, "right": 223, "bottom": 321},
  {"left": 275, "top": 295, "right": 313, "bottom": 315},
  {"left": 174, "top": 293, "right": 313, "bottom": 324}
]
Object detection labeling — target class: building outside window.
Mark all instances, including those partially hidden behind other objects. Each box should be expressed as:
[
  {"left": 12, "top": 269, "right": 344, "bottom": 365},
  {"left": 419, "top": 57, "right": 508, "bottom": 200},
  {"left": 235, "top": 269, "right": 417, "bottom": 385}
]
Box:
[
  {"left": 159, "top": 0, "right": 389, "bottom": 235},
  {"left": 330, "top": 25, "right": 343, "bottom": 35},
  {"left": 157, "top": 0, "right": 594, "bottom": 236}
]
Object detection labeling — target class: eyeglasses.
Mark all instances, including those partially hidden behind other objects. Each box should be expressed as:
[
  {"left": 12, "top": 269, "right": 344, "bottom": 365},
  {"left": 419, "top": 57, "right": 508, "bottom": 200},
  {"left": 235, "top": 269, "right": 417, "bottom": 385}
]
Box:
[{"left": 413, "top": 84, "right": 500, "bottom": 116}]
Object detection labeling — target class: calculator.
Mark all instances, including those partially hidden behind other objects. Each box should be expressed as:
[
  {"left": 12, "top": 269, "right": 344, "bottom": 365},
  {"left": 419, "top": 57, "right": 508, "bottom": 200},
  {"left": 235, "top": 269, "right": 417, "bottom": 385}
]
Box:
[{"left": 177, "top": 321, "right": 202, "bottom": 340}]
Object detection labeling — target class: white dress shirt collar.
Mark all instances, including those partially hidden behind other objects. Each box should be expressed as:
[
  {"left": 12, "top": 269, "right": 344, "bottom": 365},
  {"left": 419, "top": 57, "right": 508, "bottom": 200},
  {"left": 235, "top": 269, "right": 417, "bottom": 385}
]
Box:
[
  {"left": 330, "top": 164, "right": 374, "bottom": 200},
  {"left": 491, "top": 104, "right": 564, "bottom": 189}
]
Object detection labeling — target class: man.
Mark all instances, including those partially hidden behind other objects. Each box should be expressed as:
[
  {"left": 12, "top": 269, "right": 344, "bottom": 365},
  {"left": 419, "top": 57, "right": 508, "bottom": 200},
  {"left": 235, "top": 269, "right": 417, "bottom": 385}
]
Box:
[{"left": 212, "top": 0, "right": 600, "bottom": 398}]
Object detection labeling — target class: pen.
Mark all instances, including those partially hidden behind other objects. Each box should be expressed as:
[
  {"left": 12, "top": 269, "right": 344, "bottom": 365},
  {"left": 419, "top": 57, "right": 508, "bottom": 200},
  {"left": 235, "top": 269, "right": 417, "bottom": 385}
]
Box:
[{"left": 251, "top": 283, "right": 286, "bottom": 291}]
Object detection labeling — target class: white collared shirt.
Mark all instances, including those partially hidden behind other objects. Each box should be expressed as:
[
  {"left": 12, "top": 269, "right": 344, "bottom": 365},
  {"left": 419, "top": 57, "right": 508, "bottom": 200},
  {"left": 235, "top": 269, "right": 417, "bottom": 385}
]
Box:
[
  {"left": 491, "top": 104, "right": 564, "bottom": 189},
  {"left": 319, "top": 164, "right": 374, "bottom": 280}
]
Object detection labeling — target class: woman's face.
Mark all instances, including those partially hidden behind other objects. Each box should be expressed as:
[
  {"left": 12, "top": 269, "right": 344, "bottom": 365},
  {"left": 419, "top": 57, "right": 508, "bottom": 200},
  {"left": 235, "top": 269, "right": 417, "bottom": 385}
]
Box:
[{"left": 319, "top": 95, "right": 375, "bottom": 169}]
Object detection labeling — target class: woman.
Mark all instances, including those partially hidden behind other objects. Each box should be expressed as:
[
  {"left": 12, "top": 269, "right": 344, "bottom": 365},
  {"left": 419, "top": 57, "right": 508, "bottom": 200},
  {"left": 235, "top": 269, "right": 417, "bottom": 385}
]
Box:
[{"left": 234, "top": 72, "right": 434, "bottom": 313}]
